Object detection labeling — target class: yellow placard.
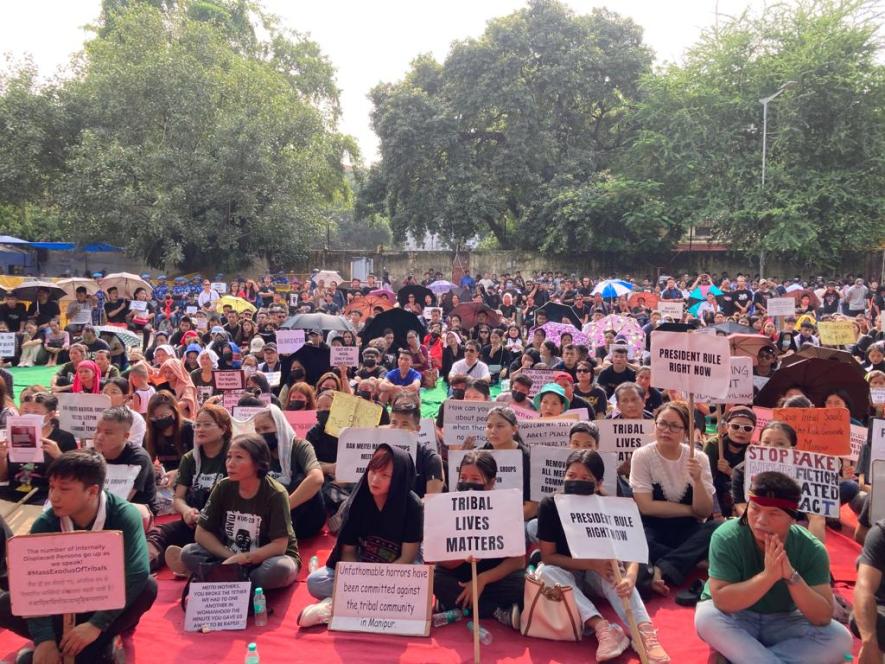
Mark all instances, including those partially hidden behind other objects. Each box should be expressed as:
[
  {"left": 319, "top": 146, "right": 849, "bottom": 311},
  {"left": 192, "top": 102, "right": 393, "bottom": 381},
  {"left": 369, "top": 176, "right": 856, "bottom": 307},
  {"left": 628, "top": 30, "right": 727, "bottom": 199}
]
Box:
[
  {"left": 817, "top": 321, "right": 856, "bottom": 346},
  {"left": 325, "top": 392, "right": 382, "bottom": 437}
]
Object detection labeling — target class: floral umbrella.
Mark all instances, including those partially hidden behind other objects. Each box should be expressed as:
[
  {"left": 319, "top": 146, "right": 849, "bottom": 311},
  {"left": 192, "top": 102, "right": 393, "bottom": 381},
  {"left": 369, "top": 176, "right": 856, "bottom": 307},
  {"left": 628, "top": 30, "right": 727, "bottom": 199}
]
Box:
[
  {"left": 532, "top": 322, "right": 590, "bottom": 347},
  {"left": 583, "top": 314, "right": 645, "bottom": 355}
]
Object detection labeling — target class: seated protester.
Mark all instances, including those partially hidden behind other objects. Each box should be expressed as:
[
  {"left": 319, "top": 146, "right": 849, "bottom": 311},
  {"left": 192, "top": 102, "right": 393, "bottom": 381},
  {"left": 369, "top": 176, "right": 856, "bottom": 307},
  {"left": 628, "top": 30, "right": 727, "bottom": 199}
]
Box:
[
  {"left": 533, "top": 382, "right": 570, "bottom": 418},
  {"left": 635, "top": 367, "right": 664, "bottom": 414},
  {"left": 252, "top": 406, "right": 325, "bottom": 540},
  {"left": 93, "top": 407, "right": 159, "bottom": 529},
  {"left": 851, "top": 517, "right": 885, "bottom": 661},
  {"left": 315, "top": 369, "right": 351, "bottom": 396},
  {"left": 573, "top": 360, "right": 608, "bottom": 419},
  {"left": 190, "top": 348, "right": 219, "bottom": 406},
  {"left": 100, "top": 377, "right": 145, "bottom": 446},
  {"left": 300, "top": 444, "right": 422, "bottom": 622},
  {"left": 71, "top": 359, "right": 102, "bottom": 394},
  {"left": 448, "top": 340, "right": 491, "bottom": 382},
  {"left": 0, "top": 392, "right": 77, "bottom": 503},
  {"left": 388, "top": 395, "right": 444, "bottom": 497},
  {"left": 50, "top": 343, "right": 87, "bottom": 392},
  {"left": 79, "top": 325, "right": 111, "bottom": 360},
  {"left": 246, "top": 372, "right": 282, "bottom": 409},
  {"left": 495, "top": 373, "right": 534, "bottom": 410},
  {"left": 183, "top": 343, "right": 201, "bottom": 372},
  {"left": 179, "top": 433, "right": 300, "bottom": 590},
  {"left": 147, "top": 404, "right": 229, "bottom": 573},
  {"left": 0, "top": 450, "right": 157, "bottom": 663},
  {"left": 206, "top": 326, "right": 242, "bottom": 370},
  {"left": 704, "top": 406, "right": 756, "bottom": 518},
  {"left": 607, "top": 382, "right": 654, "bottom": 420},
  {"left": 158, "top": 358, "right": 199, "bottom": 419},
  {"left": 597, "top": 345, "right": 637, "bottom": 397},
  {"left": 355, "top": 347, "right": 385, "bottom": 381},
  {"left": 282, "top": 381, "right": 318, "bottom": 412},
  {"left": 306, "top": 391, "right": 350, "bottom": 524},
  {"left": 695, "top": 471, "right": 852, "bottom": 663},
  {"left": 630, "top": 401, "right": 717, "bottom": 596},
  {"left": 822, "top": 388, "right": 863, "bottom": 509},
  {"left": 379, "top": 349, "right": 422, "bottom": 398},
  {"left": 479, "top": 407, "right": 534, "bottom": 521},
  {"left": 433, "top": 451, "right": 525, "bottom": 626},
  {"left": 144, "top": 391, "right": 194, "bottom": 477},
  {"left": 127, "top": 362, "right": 156, "bottom": 414},
  {"left": 276, "top": 360, "right": 308, "bottom": 406},
  {"left": 95, "top": 350, "right": 121, "bottom": 381},
  {"left": 537, "top": 450, "right": 670, "bottom": 663},
  {"left": 553, "top": 371, "right": 596, "bottom": 419},
  {"left": 481, "top": 329, "right": 511, "bottom": 383}
]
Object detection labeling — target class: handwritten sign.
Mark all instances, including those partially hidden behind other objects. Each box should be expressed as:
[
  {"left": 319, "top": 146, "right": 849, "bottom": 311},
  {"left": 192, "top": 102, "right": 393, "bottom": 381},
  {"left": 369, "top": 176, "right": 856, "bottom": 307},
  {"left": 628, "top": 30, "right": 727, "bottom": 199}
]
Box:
[
  {"left": 326, "top": 392, "right": 383, "bottom": 438},
  {"left": 694, "top": 356, "right": 753, "bottom": 404},
  {"left": 871, "top": 387, "right": 885, "bottom": 405},
  {"left": 650, "top": 331, "right": 731, "bottom": 398},
  {"left": 6, "top": 415, "right": 44, "bottom": 464},
  {"left": 232, "top": 406, "right": 267, "bottom": 421},
  {"left": 766, "top": 297, "right": 796, "bottom": 317},
  {"left": 0, "top": 333, "right": 15, "bottom": 357},
  {"left": 596, "top": 419, "right": 656, "bottom": 462},
  {"left": 222, "top": 389, "right": 246, "bottom": 411},
  {"left": 518, "top": 419, "right": 574, "bottom": 447},
  {"left": 335, "top": 428, "right": 418, "bottom": 483},
  {"left": 104, "top": 464, "right": 141, "bottom": 499},
  {"left": 818, "top": 321, "right": 856, "bottom": 346},
  {"left": 210, "top": 282, "right": 228, "bottom": 294},
  {"left": 330, "top": 346, "right": 359, "bottom": 367},
  {"left": 554, "top": 494, "right": 649, "bottom": 563},
  {"left": 423, "top": 489, "right": 525, "bottom": 562},
  {"left": 441, "top": 400, "right": 497, "bottom": 447},
  {"left": 330, "top": 562, "right": 433, "bottom": 637},
  {"left": 212, "top": 370, "right": 244, "bottom": 391},
  {"left": 744, "top": 445, "right": 840, "bottom": 517},
  {"left": 129, "top": 300, "right": 148, "bottom": 312},
  {"left": 57, "top": 393, "right": 112, "bottom": 440},
  {"left": 657, "top": 301, "right": 684, "bottom": 320},
  {"left": 530, "top": 446, "right": 617, "bottom": 501},
  {"left": 513, "top": 406, "right": 540, "bottom": 420},
  {"left": 448, "top": 449, "right": 523, "bottom": 492},
  {"left": 275, "top": 329, "right": 305, "bottom": 354},
  {"left": 751, "top": 406, "right": 774, "bottom": 443},
  {"left": 284, "top": 409, "right": 317, "bottom": 439},
  {"left": 184, "top": 581, "right": 250, "bottom": 632},
  {"left": 848, "top": 424, "right": 867, "bottom": 463},
  {"left": 521, "top": 369, "right": 557, "bottom": 398},
  {"left": 8, "top": 530, "right": 125, "bottom": 617},
  {"left": 773, "top": 407, "right": 850, "bottom": 456}
]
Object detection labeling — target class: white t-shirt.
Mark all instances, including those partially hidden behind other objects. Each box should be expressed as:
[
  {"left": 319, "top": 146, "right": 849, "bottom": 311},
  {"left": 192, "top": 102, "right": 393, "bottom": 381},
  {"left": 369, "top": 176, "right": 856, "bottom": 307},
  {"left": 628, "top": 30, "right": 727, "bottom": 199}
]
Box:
[
  {"left": 629, "top": 442, "right": 714, "bottom": 503},
  {"left": 127, "top": 406, "right": 146, "bottom": 446},
  {"left": 449, "top": 358, "right": 491, "bottom": 381},
  {"left": 197, "top": 290, "right": 220, "bottom": 307}
]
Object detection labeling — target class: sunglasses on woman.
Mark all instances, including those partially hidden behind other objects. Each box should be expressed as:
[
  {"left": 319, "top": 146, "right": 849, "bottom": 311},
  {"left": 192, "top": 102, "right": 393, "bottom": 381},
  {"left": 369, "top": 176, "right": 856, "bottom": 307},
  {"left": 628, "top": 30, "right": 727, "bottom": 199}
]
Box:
[{"left": 728, "top": 423, "right": 755, "bottom": 433}]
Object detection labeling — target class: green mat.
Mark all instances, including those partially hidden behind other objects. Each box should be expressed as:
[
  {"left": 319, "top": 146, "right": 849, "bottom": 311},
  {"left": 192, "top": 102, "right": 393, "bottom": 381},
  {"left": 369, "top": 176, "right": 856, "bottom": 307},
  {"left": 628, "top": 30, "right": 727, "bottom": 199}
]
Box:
[
  {"left": 419, "top": 379, "right": 501, "bottom": 420},
  {"left": 7, "top": 365, "right": 58, "bottom": 402}
]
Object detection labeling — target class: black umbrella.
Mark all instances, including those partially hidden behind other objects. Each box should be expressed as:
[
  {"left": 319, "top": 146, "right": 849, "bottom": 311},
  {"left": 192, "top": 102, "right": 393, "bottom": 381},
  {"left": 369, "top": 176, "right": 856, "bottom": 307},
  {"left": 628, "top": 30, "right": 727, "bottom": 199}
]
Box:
[
  {"left": 397, "top": 284, "right": 436, "bottom": 307},
  {"left": 360, "top": 308, "right": 426, "bottom": 352},
  {"left": 712, "top": 321, "right": 756, "bottom": 335},
  {"left": 535, "top": 301, "right": 581, "bottom": 328},
  {"left": 12, "top": 280, "right": 66, "bottom": 302},
  {"left": 283, "top": 344, "right": 332, "bottom": 387},
  {"left": 282, "top": 313, "right": 351, "bottom": 331},
  {"left": 755, "top": 357, "right": 869, "bottom": 420}
]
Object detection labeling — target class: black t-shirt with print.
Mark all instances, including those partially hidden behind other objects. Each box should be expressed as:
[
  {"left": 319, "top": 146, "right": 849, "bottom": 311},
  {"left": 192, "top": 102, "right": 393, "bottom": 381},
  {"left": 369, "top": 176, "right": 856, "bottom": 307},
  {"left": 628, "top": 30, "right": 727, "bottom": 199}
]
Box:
[
  {"left": 732, "top": 289, "right": 753, "bottom": 311},
  {"left": 106, "top": 442, "right": 160, "bottom": 514},
  {"left": 339, "top": 491, "right": 423, "bottom": 563}
]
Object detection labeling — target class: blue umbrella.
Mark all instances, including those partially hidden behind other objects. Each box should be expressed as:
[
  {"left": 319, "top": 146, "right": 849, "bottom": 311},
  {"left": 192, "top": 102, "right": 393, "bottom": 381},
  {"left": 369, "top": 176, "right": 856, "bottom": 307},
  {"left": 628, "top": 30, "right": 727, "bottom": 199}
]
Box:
[
  {"left": 687, "top": 285, "right": 724, "bottom": 315},
  {"left": 591, "top": 279, "right": 634, "bottom": 299}
]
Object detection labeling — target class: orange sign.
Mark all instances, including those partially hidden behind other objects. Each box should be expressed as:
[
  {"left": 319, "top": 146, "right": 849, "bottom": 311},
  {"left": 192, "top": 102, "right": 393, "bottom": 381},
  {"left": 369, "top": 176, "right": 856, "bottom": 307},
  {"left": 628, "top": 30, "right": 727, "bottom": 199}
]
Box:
[{"left": 772, "top": 407, "right": 850, "bottom": 456}]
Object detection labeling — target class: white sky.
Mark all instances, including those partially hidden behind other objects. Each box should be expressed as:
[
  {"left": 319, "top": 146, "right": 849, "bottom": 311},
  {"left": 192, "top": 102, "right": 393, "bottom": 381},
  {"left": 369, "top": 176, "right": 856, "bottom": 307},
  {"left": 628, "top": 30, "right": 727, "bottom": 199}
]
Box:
[{"left": 0, "top": 0, "right": 771, "bottom": 162}]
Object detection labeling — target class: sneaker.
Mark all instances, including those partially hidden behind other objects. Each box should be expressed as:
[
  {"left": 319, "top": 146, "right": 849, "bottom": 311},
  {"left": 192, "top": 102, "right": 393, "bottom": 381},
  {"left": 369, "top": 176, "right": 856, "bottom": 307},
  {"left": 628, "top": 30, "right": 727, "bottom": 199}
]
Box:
[
  {"left": 327, "top": 502, "right": 347, "bottom": 534},
  {"left": 637, "top": 622, "right": 670, "bottom": 663},
  {"left": 297, "top": 597, "right": 333, "bottom": 628},
  {"left": 15, "top": 647, "right": 33, "bottom": 664},
  {"left": 164, "top": 545, "right": 189, "bottom": 578},
  {"left": 593, "top": 621, "right": 629, "bottom": 662},
  {"left": 493, "top": 603, "right": 520, "bottom": 630},
  {"left": 528, "top": 549, "right": 542, "bottom": 568}
]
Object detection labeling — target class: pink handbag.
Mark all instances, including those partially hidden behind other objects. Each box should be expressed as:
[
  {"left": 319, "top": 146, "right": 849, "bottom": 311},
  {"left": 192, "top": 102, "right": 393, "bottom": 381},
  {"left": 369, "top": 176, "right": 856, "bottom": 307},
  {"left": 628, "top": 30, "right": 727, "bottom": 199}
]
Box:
[{"left": 519, "top": 573, "right": 582, "bottom": 641}]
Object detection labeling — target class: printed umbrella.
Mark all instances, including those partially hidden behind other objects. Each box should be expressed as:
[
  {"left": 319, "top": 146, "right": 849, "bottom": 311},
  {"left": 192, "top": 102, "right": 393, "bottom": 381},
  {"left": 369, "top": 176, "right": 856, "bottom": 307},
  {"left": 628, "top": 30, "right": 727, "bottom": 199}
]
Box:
[
  {"left": 755, "top": 357, "right": 869, "bottom": 420},
  {"left": 535, "top": 322, "right": 589, "bottom": 347},
  {"left": 314, "top": 270, "right": 344, "bottom": 285},
  {"left": 397, "top": 284, "right": 436, "bottom": 307},
  {"left": 428, "top": 280, "right": 457, "bottom": 295},
  {"left": 627, "top": 291, "right": 659, "bottom": 309},
  {"left": 215, "top": 296, "right": 256, "bottom": 314},
  {"left": 368, "top": 287, "right": 397, "bottom": 303},
  {"left": 11, "top": 280, "right": 67, "bottom": 302},
  {"left": 344, "top": 295, "right": 393, "bottom": 318},
  {"left": 360, "top": 308, "right": 426, "bottom": 351},
  {"left": 584, "top": 315, "right": 645, "bottom": 355},
  {"left": 591, "top": 279, "right": 634, "bottom": 300},
  {"left": 727, "top": 333, "right": 777, "bottom": 366},
  {"left": 56, "top": 277, "right": 100, "bottom": 297},
  {"left": 450, "top": 302, "right": 501, "bottom": 330},
  {"left": 687, "top": 285, "right": 723, "bottom": 315},
  {"left": 94, "top": 325, "right": 142, "bottom": 348},
  {"left": 534, "top": 301, "right": 582, "bottom": 328},
  {"left": 282, "top": 313, "right": 351, "bottom": 331},
  {"left": 789, "top": 288, "right": 820, "bottom": 309},
  {"left": 98, "top": 272, "right": 153, "bottom": 299}
]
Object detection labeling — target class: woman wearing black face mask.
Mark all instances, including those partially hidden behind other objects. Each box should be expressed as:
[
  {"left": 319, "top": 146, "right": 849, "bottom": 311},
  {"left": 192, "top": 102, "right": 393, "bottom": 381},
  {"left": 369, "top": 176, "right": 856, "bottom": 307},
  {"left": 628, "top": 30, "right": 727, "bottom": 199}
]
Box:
[
  {"left": 252, "top": 406, "right": 325, "bottom": 539},
  {"left": 306, "top": 390, "right": 352, "bottom": 528},
  {"left": 144, "top": 390, "right": 194, "bottom": 473},
  {"left": 278, "top": 361, "right": 307, "bottom": 405},
  {"left": 536, "top": 449, "right": 670, "bottom": 663},
  {"left": 284, "top": 382, "right": 316, "bottom": 412},
  {"left": 432, "top": 451, "right": 525, "bottom": 626}
]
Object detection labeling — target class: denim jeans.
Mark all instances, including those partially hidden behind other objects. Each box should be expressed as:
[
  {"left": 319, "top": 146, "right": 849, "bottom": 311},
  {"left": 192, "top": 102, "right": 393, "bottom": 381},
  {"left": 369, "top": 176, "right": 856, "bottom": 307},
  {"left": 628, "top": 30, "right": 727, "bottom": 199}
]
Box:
[{"left": 695, "top": 600, "right": 853, "bottom": 664}]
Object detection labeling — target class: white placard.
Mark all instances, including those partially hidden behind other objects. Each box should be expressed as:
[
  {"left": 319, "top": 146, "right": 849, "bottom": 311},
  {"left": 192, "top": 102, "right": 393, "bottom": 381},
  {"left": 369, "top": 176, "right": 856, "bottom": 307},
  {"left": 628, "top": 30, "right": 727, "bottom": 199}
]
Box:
[
  {"left": 232, "top": 406, "right": 267, "bottom": 421},
  {"left": 766, "top": 297, "right": 796, "bottom": 317},
  {"left": 848, "top": 424, "right": 867, "bottom": 463},
  {"left": 0, "top": 333, "right": 15, "bottom": 358},
  {"left": 263, "top": 371, "right": 281, "bottom": 388},
  {"left": 186, "top": 306, "right": 198, "bottom": 315},
  {"left": 129, "top": 300, "right": 148, "bottom": 312},
  {"left": 212, "top": 370, "right": 244, "bottom": 391},
  {"left": 518, "top": 419, "right": 574, "bottom": 447},
  {"left": 870, "top": 387, "right": 885, "bottom": 405},
  {"left": 210, "top": 282, "right": 228, "bottom": 294},
  {"left": 104, "top": 464, "right": 141, "bottom": 499},
  {"left": 184, "top": 581, "right": 251, "bottom": 632},
  {"left": 330, "top": 346, "right": 359, "bottom": 367},
  {"left": 650, "top": 331, "right": 731, "bottom": 398},
  {"left": 276, "top": 329, "right": 305, "bottom": 354},
  {"left": 335, "top": 428, "right": 418, "bottom": 483},
  {"left": 417, "top": 418, "right": 436, "bottom": 449},
  {"left": 871, "top": 418, "right": 885, "bottom": 466},
  {"left": 56, "top": 393, "right": 113, "bottom": 440},
  {"left": 529, "top": 446, "right": 617, "bottom": 501},
  {"left": 871, "top": 460, "right": 885, "bottom": 523},
  {"left": 195, "top": 317, "right": 208, "bottom": 331},
  {"left": 448, "top": 449, "right": 523, "bottom": 493},
  {"left": 6, "top": 415, "right": 44, "bottom": 464},
  {"left": 70, "top": 309, "right": 93, "bottom": 325},
  {"left": 694, "top": 356, "right": 754, "bottom": 404},
  {"left": 596, "top": 419, "right": 656, "bottom": 462},
  {"left": 442, "top": 400, "right": 497, "bottom": 446},
  {"left": 330, "top": 562, "right": 433, "bottom": 637},
  {"left": 554, "top": 494, "right": 649, "bottom": 563},
  {"left": 744, "top": 445, "right": 840, "bottom": 517},
  {"left": 422, "top": 307, "right": 442, "bottom": 320},
  {"left": 657, "top": 301, "right": 683, "bottom": 319},
  {"left": 513, "top": 406, "right": 540, "bottom": 420},
  {"left": 423, "top": 488, "right": 526, "bottom": 562}
]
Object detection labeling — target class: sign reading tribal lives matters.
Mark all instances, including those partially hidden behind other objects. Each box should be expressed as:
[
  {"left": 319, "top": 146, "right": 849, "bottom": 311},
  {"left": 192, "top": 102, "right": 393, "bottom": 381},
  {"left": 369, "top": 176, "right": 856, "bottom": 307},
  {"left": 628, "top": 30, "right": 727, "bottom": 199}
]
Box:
[
  {"left": 596, "top": 419, "right": 656, "bottom": 462},
  {"left": 743, "top": 445, "right": 840, "bottom": 517},
  {"left": 330, "top": 562, "right": 433, "bottom": 637},
  {"left": 423, "top": 488, "right": 525, "bottom": 562},
  {"left": 530, "top": 446, "right": 618, "bottom": 501},
  {"left": 650, "top": 331, "right": 731, "bottom": 398},
  {"left": 442, "top": 399, "right": 497, "bottom": 447},
  {"left": 554, "top": 494, "right": 648, "bottom": 563},
  {"left": 335, "top": 428, "right": 418, "bottom": 483},
  {"left": 448, "top": 449, "right": 523, "bottom": 492}
]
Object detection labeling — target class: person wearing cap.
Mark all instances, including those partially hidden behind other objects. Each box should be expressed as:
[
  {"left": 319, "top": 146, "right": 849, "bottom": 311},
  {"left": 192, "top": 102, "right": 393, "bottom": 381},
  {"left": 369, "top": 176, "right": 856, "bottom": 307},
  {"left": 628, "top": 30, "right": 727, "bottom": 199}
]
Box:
[
  {"left": 755, "top": 345, "right": 778, "bottom": 383},
  {"left": 356, "top": 347, "right": 385, "bottom": 380},
  {"left": 704, "top": 406, "right": 756, "bottom": 518},
  {"left": 695, "top": 471, "right": 852, "bottom": 662},
  {"left": 533, "top": 383, "right": 570, "bottom": 418}
]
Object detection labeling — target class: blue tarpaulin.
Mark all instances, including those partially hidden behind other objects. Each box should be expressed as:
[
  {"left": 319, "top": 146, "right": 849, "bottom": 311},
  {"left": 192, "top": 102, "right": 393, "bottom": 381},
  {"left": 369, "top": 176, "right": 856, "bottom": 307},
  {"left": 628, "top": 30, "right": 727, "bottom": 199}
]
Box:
[
  {"left": 29, "top": 242, "right": 75, "bottom": 250},
  {"left": 81, "top": 242, "right": 123, "bottom": 253},
  {"left": 27, "top": 242, "right": 123, "bottom": 252}
]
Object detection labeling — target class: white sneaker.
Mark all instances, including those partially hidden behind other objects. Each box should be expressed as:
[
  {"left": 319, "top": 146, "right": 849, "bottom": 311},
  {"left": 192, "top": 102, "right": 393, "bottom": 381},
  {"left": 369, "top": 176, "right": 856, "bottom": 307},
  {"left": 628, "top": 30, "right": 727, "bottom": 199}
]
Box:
[
  {"left": 164, "top": 545, "right": 189, "bottom": 578},
  {"left": 297, "top": 597, "right": 333, "bottom": 628}
]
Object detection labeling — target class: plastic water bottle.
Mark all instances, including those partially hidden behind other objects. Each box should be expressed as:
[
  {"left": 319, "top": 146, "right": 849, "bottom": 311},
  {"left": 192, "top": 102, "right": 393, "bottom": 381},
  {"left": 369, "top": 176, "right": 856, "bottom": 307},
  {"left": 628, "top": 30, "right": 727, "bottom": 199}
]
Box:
[
  {"left": 308, "top": 555, "right": 319, "bottom": 573},
  {"left": 432, "top": 608, "right": 467, "bottom": 627},
  {"left": 466, "top": 621, "right": 493, "bottom": 645},
  {"left": 253, "top": 588, "right": 267, "bottom": 627},
  {"left": 244, "top": 642, "right": 259, "bottom": 664},
  {"left": 526, "top": 564, "right": 536, "bottom": 578}
]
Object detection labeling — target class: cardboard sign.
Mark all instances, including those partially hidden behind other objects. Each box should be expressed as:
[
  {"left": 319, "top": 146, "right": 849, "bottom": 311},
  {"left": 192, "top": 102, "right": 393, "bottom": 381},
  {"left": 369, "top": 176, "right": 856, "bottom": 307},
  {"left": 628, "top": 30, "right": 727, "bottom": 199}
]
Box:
[
  {"left": 232, "top": 406, "right": 267, "bottom": 421},
  {"left": 529, "top": 446, "right": 617, "bottom": 501},
  {"left": 848, "top": 424, "right": 867, "bottom": 463},
  {"left": 554, "top": 494, "right": 649, "bottom": 563},
  {"left": 330, "top": 345, "right": 359, "bottom": 367},
  {"left": 596, "top": 419, "right": 656, "bottom": 462},
  {"left": 751, "top": 406, "right": 774, "bottom": 443},
  {"left": 650, "top": 331, "right": 731, "bottom": 398},
  {"left": 521, "top": 369, "right": 557, "bottom": 398},
  {"left": 818, "top": 321, "right": 856, "bottom": 346},
  {"left": 57, "top": 393, "right": 112, "bottom": 440},
  {"left": 184, "top": 581, "right": 250, "bottom": 632},
  {"left": 104, "top": 464, "right": 141, "bottom": 499},
  {"left": 275, "top": 329, "right": 305, "bottom": 355},
  {"left": 871, "top": 418, "right": 885, "bottom": 467},
  {"left": 335, "top": 428, "right": 418, "bottom": 483},
  {"left": 6, "top": 415, "right": 44, "bottom": 464},
  {"left": 441, "top": 399, "right": 497, "bottom": 447},
  {"left": 423, "top": 488, "right": 526, "bottom": 562},
  {"left": 518, "top": 419, "right": 574, "bottom": 447},
  {"left": 326, "top": 392, "right": 383, "bottom": 438},
  {"left": 773, "top": 407, "right": 850, "bottom": 456},
  {"left": 284, "top": 409, "right": 317, "bottom": 439},
  {"left": 657, "top": 301, "right": 684, "bottom": 320},
  {"left": 0, "top": 333, "right": 16, "bottom": 357},
  {"left": 212, "top": 370, "right": 244, "bottom": 391},
  {"left": 210, "top": 282, "right": 228, "bottom": 294},
  {"left": 871, "top": 460, "right": 885, "bottom": 523},
  {"left": 330, "top": 562, "right": 433, "bottom": 637},
  {"left": 694, "top": 356, "right": 753, "bottom": 404},
  {"left": 448, "top": 449, "right": 523, "bottom": 492},
  {"left": 744, "top": 445, "right": 840, "bottom": 517},
  {"left": 871, "top": 387, "right": 885, "bottom": 405},
  {"left": 766, "top": 297, "right": 796, "bottom": 317},
  {"left": 129, "top": 300, "right": 148, "bottom": 312},
  {"left": 8, "top": 530, "right": 126, "bottom": 617}
]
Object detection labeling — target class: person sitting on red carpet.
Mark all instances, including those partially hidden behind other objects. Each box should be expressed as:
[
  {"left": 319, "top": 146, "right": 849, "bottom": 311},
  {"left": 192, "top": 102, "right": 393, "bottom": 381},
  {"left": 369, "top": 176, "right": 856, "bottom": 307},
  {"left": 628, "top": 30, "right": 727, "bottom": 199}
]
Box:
[{"left": 851, "top": 517, "right": 884, "bottom": 664}]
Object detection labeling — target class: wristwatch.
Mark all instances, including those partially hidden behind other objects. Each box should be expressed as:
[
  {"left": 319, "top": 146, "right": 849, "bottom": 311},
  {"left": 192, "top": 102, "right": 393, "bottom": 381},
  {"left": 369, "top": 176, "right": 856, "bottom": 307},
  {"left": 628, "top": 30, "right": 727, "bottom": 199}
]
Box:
[{"left": 786, "top": 569, "right": 801, "bottom": 585}]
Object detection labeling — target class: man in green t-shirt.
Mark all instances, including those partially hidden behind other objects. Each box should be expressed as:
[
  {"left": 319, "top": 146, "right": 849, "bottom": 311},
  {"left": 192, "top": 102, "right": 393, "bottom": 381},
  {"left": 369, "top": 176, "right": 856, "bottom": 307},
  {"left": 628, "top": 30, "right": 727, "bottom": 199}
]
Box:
[{"left": 695, "top": 471, "right": 852, "bottom": 663}]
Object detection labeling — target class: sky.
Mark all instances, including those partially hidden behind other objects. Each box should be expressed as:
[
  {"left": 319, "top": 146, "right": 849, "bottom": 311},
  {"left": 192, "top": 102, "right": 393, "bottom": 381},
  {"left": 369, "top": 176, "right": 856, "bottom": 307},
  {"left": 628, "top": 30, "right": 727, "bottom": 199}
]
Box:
[{"left": 0, "top": 0, "right": 771, "bottom": 162}]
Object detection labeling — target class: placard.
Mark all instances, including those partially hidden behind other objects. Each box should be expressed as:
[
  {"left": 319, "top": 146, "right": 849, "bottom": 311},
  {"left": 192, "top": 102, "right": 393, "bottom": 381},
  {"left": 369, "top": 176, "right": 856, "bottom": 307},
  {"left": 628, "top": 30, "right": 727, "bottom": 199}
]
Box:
[
  {"left": 773, "top": 407, "right": 850, "bottom": 456},
  {"left": 694, "top": 356, "right": 753, "bottom": 404},
  {"left": 871, "top": 418, "right": 885, "bottom": 466},
  {"left": 422, "top": 307, "right": 442, "bottom": 321},
  {"left": 186, "top": 306, "right": 198, "bottom": 315},
  {"left": 871, "top": 387, "right": 885, "bottom": 405},
  {"left": 518, "top": 419, "right": 574, "bottom": 447},
  {"left": 104, "top": 464, "right": 141, "bottom": 499},
  {"left": 184, "top": 581, "right": 251, "bottom": 632},
  {"left": 212, "top": 370, "right": 245, "bottom": 391},
  {"left": 8, "top": 530, "right": 126, "bottom": 617},
  {"left": 263, "top": 370, "right": 281, "bottom": 388},
  {"left": 330, "top": 346, "right": 359, "bottom": 367},
  {"left": 335, "top": 428, "right": 418, "bottom": 483},
  {"left": 330, "top": 562, "right": 433, "bottom": 637},
  {"left": 818, "top": 321, "right": 856, "bottom": 346},
  {"left": 441, "top": 400, "right": 497, "bottom": 447},
  {"left": 423, "top": 488, "right": 526, "bottom": 562},
  {"left": 222, "top": 389, "right": 246, "bottom": 410},
  {"left": 232, "top": 406, "right": 267, "bottom": 421},
  {"left": 520, "top": 369, "right": 557, "bottom": 398},
  {"left": 848, "top": 424, "right": 867, "bottom": 463},
  {"left": 210, "top": 282, "right": 228, "bottom": 294},
  {"left": 284, "top": 409, "right": 317, "bottom": 439},
  {"left": 417, "top": 418, "right": 436, "bottom": 449},
  {"left": 129, "top": 300, "right": 148, "bottom": 312},
  {"left": 326, "top": 392, "right": 383, "bottom": 438},
  {"left": 650, "top": 331, "right": 731, "bottom": 398},
  {"left": 596, "top": 419, "right": 656, "bottom": 462},
  {"left": 871, "top": 460, "right": 885, "bottom": 523},
  {"left": 529, "top": 446, "right": 617, "bottom": 501},
  {"left": 448, "top": 449, "right": 523, "bottom": 492},
  {"left": 6, "top": 415, "right": 44, "bottom": 464},
  {"left": 0, "top": 333, "right": 16, "bottom": 357},
  {"left": 195, "top": 317, "right": 208, "bottom": 331},
  {"left": 554, "top": 494, "right": 649, "bottom": 563},
  {"left": 57, "top": 393, "right": 112, "bottom": 440},
  {"left": 275, "top": 329, "right": 305, "bottom": 354},
  {"left": 657, "top": 301, "right": 683, "bottom": 319},
  {"left": 751, "top": 406, "right": 774, "bottom": 443},
  {"left": 743, "top": 445, "right": 840, "bottom": 517},
  {"left": 766, "top": 297, "right": 796, "bottom": 317},
  {"left": 513, "top": 406, "right": 540, "bottom": 420}
]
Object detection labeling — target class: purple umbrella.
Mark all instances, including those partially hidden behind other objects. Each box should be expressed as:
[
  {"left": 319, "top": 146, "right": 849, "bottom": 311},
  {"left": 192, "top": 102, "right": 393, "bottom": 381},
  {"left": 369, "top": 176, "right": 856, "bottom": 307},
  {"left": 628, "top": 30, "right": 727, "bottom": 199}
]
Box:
[
  {"left": 369, "top": 287, "right": 396, "bottom": 303},
  {"left": 428, "top": 280, "right": 457, "bottom": 295},
  {"left": 531, "top": 322, "right": 589, "bottom": 347}
]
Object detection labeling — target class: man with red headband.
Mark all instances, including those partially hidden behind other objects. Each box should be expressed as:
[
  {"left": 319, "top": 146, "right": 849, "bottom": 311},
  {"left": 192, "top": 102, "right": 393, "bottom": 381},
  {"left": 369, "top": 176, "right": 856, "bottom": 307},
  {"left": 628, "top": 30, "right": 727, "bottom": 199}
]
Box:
[{"left": 695, "top": 471, "right": 852, "bottom": 662}]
